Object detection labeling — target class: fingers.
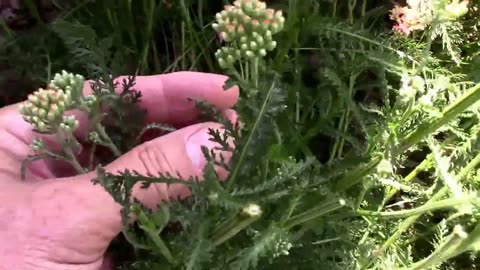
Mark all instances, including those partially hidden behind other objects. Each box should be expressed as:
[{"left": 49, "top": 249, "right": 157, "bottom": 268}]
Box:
[
  {"left": 102, "top": 121, "right": 234, "bottom": 207},
  {"left": 82, "top": 71, "right": 239, "bottom": 125}
]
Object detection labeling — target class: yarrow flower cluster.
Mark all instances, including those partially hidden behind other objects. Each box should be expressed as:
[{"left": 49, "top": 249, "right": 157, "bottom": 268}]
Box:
[
  {"left": 212, "top": 0, "right": 285, "bottom": 69},
  {"left": 389, "top": 0, "right": 469, "bottom": 36},
  {"left": 389, "top": 1, "right": 433, "bottom": 36},
  {"left": 398, "top": 74, "right": 425, "bottom": 104},
  {"left": 19, "top": 70, "right": 85, "bottom": 134}
]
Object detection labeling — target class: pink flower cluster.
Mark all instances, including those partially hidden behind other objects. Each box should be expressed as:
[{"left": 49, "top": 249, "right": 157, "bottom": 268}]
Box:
[
  {"left": 389, "top": 0, "right": 470, "bottom": 36},
  {"left": 389, "top": 4, "right": 429, "bottom": 36}
]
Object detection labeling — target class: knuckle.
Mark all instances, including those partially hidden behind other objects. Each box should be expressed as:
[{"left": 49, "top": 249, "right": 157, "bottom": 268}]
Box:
[{"left": 137, "top": 141, "right": 174, "bottom": 176}]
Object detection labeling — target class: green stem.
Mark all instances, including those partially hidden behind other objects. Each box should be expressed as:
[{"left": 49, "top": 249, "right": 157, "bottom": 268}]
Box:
[
  {"left": 284, "top": 198, "right": 346, "bottom": 229},
  {"left": 360, "top": 0, "right": 367, "bottom": 29},
  {"left": 384, "top": 154, "right": 432, "bottom": 203},
  {"left": 252, "top": 57, "right": 259, "bottom": 89},
  {"left": 332, "top": 0, "right": 337, "bottom": 17},
  {"left": 348, "top": 0, "right": 357, "bottom": 24},
  {"left": 400, "top": 82, "right": 480, "bottom": 152},
  {"left": 63, "top": 147, "right": 87, "bottom": 174},
  {"left": 96, "top": 123, "right": 122, "bottom": 157},
  {"left": 211, "top": 205, "right": 262, "bottom": 246},
  {"left": 357, "top": 195, "right": 478, "bottom": 219},
  {"left": 337, "top": 82, "right": 480, "bottom": 192},
  {"left": 406, "top": 226, "right": 467, "bottom": 270},
  {"left": 366, "top": 150, "right": 480, "bottom": 267},
  {"left": 142, "top": 226, "right": 176, "bottom": 264},
  {"left": 337, "top": 74, "right": 356, "bottom": 158},
  {"left": 450, "top": 222, "right": 480, "bottom": 257},
  {"left": 227, "top": 81, "right": 276, "bottom": 190},
  {"left": 335, "top": 155, "right": 382, "bottom": 191}
]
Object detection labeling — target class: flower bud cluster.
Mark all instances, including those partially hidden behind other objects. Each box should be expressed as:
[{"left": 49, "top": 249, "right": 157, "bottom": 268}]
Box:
[
  {"left": 30, "top": 138, "right": 45, "bottom": 152},
  {"left": 59, "top": 115, "right": 79, "bottom": 133},
  {"left": 50, "top": 70, "right": 85, "bottom": 102},
  {"left": 439, "top": 0, "right": 469, "bottom": 21},
  {"left": 271, "top": 236, "right": 293, "bottom": 258},
  {"left": 19, "top": 87, "right": 74, "bottom": 133},
  {"left": 88, "top": 131, "right": 101, "bottom": 144},
  {"left": 212, "top": 0, "right": 285, "bottom": 69},
  {"left": 398, "top": 74, "right": 425, "bottom": 104},
  {"left": 19, "top": 70, "right": 85, "bottom": 134}
]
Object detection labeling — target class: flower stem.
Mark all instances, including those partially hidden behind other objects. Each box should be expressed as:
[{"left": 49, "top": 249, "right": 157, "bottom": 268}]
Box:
[
  {"left": 63, "top": 146, "right": 87, "bottom": 174},
  {"left": 336, "top": 81, "right": 480, "bottom": 192},
  {"left": 211, "top": 204, "right": 262, "bottom": 246},
  {"left": 252, "top": 57, "right": 259, "bottom": 89},
  {"left": 96, "top": 123, "right": 121, "bottom": 157},
  {"left": 400, "top": 82, "right": 480, "bottom": 152},
  {"left": 357, "top": 195, "right": 478, "bottom": 219},
  {"left": 406, "top": 225, "right": 467, "bottom": 270},
  {"left": 368, "top": 150, "right": 480, "bottom": 266},
  {"left": 227, "top": 80, "right": 277, "bottom": 190},
  {"left": 284, "top": 198, "right": 346, "bottom": 229}
]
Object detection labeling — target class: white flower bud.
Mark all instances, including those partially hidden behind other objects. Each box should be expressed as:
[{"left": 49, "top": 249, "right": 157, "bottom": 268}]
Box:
[
  {"left": 37, "top": 108, "right": 47, "bottom": 118},
  {"left": 241, "top": 203, "right": 262, "bottom": 217},
  {"left": 226, "top": 55, "right": 235, "bottom": 65},
  {"left": 266, "top": 40, "right": 277, "bottom": 50},
  {"left": 28, "top": 94, "right": 39, "bottom": 104},
  {"left": 36, "top": 121, "right": 48, "bottom": 132}
]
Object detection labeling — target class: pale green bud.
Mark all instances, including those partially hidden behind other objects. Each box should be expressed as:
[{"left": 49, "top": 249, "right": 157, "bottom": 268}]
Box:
[
  {"left": 84, "top": 95, "right": 97, "bottom": 106},
  {"left": 31, "top": 107, "right": 39, "bottom": 116},
  {"left": 235, "top": 49, "right": 242, "bottom": 58},
  {"left": 265, "top": 30, "right": 272, "bottom": 39},
  {"left": 47, "top": 111, "right": 57, "bottom": 122},
  {"left": 28, "top": 94, "right": 39, "bottom": 104},
  {"left": 36, "top": 121, "right": 48, "bottom": 133},
  {"left": 31, "top": 138, "right": 45, "bottom": 151},
  {"left": 226, "top": 55, "right": 235, "bottom": 65},
  {"left": 37, "top": 108, "right": 47, "bottom": 118},
  {"left": 266, "top": 40, "right": 277, "bottom": 50},
  {"left": 255, "top": 35, "right": 264, "bottom": 46},
  {"left": 89, "top": 131, "right": 101, "bottom": 143},
  {"left": 218, "top": 58, "right": 228, "bottom": 69}
]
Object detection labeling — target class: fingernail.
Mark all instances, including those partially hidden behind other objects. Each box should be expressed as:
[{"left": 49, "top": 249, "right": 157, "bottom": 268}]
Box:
[{"left": 186, "top": 127, "right": 218, "bottom": 173}]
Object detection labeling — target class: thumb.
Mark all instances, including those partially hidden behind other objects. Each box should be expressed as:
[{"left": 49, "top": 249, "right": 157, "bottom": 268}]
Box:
[
  {"left": 28, "top": 121, "right": 234, "bottom": 261},
  {"left": 99, "top": 121, "right": 233, "bottom": 208}
]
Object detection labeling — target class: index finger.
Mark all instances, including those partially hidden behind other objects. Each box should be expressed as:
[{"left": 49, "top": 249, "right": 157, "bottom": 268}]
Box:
[{"left": 82, "top": 71, "right": 239, "bottom": 126}]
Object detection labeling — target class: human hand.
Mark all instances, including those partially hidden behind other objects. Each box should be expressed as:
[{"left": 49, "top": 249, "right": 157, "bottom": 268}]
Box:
[{"left": 0, "top": 72, "right": 239, "bottom": 270}]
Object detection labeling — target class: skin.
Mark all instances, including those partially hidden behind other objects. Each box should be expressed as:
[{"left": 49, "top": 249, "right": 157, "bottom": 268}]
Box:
[{"left": 0, "top": 71, "right": 239, "bottom": 270}]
